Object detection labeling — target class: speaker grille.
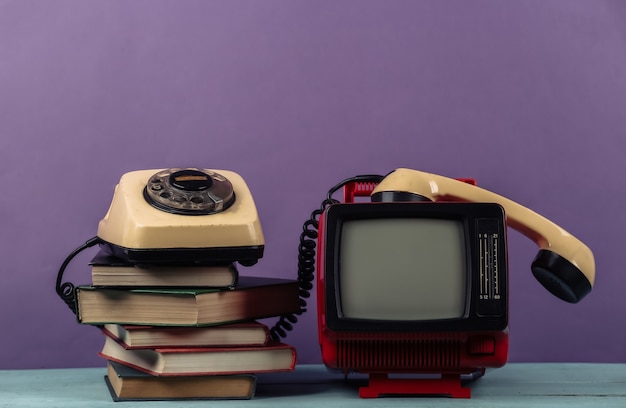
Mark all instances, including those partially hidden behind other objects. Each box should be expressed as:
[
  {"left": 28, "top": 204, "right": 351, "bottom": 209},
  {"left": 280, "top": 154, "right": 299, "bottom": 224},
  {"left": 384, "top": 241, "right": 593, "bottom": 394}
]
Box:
[{"left": 336, "top": 338, "right": 461, "bottom": 371}]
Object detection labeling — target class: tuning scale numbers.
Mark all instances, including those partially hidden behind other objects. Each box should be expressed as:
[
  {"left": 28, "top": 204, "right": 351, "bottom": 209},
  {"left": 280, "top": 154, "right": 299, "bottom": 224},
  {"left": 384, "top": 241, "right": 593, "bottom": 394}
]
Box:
[{"left": 479, "top": 232, "right": 500, "bottom": 301}]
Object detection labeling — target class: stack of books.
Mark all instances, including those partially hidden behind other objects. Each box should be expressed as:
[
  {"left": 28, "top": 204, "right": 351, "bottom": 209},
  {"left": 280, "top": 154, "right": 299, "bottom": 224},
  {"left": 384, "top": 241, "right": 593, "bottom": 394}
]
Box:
[{"left": 75, "top": 250, "right": 300, "bottom": 401}]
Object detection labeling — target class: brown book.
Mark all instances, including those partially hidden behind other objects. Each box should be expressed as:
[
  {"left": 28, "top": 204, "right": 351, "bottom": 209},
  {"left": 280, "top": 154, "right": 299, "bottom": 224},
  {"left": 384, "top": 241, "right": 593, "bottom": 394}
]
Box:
[
  {"left": 90, "top": 251, "right": 238, "bottom": 288},
  {"left": 76, "top": 276, "right": 301, "bottom": 326},
  {"left": 99, "top": 334, "right": 297, "bottom": 376},
  {"left": 102, "top": 321, "right": 270, "bottom": 349},
  {"left": 104, "top": 362, "right": 256, "bottom": 401}
]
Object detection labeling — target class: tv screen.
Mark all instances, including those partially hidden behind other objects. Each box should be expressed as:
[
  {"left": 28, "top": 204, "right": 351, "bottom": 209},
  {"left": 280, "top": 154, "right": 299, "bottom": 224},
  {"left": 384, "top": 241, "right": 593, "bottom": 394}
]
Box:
[
  {"left": 339, "top": 218, "right": 466, "bottom": 321},
  {"left": 321, "top": 202, "right": 507, "bottom": 333}
]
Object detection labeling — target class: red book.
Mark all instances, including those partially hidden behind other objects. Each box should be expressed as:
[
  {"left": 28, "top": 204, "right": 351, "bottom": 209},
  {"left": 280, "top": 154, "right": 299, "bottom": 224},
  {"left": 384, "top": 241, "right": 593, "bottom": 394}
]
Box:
[
  {"left": 102, "top": 322, "right": 270, "bottom": 349},
  {"left": 98, "top": 334, "right": 296, "bottom": 376}
]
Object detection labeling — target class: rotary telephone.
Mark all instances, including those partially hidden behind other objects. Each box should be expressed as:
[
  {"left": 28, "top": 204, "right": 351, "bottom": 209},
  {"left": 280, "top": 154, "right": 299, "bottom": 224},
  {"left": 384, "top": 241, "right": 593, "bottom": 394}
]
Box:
[
  {"left": 96, "top": 168, "right": 264, "bottom": 266},
  {"left": 55, "top": 167, "right": 265, "bottom": 313}
]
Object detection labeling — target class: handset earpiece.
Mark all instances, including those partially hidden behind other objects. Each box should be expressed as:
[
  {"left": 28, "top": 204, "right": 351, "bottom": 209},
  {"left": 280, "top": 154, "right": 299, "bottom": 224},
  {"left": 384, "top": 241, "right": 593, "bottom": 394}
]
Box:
[{"left": 371, "top": 168, "right": 595, "bottom": 303}]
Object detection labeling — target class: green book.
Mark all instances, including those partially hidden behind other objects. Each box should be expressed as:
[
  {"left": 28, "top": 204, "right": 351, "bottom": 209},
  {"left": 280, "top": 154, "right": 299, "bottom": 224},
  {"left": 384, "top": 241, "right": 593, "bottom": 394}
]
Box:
[{"left": 76, "top": 276, "right": 301, "bottom": 326}]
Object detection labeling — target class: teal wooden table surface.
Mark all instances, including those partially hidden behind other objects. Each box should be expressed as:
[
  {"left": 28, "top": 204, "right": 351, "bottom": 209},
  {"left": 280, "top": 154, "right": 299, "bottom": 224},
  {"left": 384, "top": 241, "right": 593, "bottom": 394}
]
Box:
[{"left": 1, "top": 363, "right": 625, "bottom": 407}]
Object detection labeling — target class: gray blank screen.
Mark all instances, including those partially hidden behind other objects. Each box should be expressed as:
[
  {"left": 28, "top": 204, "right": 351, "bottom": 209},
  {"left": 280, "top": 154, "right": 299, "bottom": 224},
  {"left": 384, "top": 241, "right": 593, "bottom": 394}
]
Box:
[{"left": 339, "top": 218, "right": 466, "bottom": 320}]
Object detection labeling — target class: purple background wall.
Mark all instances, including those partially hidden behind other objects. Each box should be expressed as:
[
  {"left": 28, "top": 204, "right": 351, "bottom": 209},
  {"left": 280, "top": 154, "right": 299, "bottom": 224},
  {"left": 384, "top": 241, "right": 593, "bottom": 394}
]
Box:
[{"left": 1, "top": 0, "right": 626, "bottom": 369}]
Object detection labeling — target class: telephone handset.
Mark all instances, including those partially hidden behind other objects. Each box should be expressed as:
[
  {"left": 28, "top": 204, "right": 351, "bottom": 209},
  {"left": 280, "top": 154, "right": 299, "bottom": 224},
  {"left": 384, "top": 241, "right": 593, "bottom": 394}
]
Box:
[{"left": 371, "top": 168, "right": 595, "bottom": 303}]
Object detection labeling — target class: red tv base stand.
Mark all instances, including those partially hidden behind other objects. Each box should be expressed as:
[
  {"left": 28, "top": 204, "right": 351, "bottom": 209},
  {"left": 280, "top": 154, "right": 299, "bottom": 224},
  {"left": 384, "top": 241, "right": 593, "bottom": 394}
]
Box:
[{"left": 358, "top": 369, "right": 486, "bottom": 398}]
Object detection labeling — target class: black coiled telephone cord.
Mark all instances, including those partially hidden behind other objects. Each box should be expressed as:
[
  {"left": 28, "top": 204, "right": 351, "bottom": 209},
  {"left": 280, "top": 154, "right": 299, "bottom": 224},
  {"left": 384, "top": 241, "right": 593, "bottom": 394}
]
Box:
[
  {"left": 55, "top": 236, "right": 103, "bottom": 314},
  {"left": 269, "top": 174, "right": 383, "bottom": 341}
]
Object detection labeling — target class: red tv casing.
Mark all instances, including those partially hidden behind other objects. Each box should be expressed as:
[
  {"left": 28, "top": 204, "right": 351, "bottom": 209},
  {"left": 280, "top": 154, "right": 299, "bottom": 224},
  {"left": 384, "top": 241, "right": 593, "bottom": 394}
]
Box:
[{"left": 316, "top": 179, "right": 508, "bottom": 380}]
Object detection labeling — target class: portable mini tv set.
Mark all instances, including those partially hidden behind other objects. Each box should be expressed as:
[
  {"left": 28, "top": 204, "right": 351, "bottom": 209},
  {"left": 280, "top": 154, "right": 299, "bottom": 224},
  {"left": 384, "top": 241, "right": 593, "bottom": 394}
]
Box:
[{"left": 305, "top": 168, "right": 595, "bottom": 398}]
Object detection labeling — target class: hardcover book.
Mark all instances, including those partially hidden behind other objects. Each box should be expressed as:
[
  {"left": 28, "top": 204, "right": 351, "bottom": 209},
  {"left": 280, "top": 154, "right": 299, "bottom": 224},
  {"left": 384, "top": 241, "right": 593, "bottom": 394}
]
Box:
[
  {"left": 99, "top": 334, "right": 297, "bottom": 376},
  {"left": 102, "top": 321, "right": 270, "bottom": 349},
  {"left": 104, "top": 361, "right": 256, "bottom": 401},
  {"left": 90, "top": 250, "right": 238, "bottom": 288},
  {"left": 76, "top": 276, "right": 301, "bottom": 326}
]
